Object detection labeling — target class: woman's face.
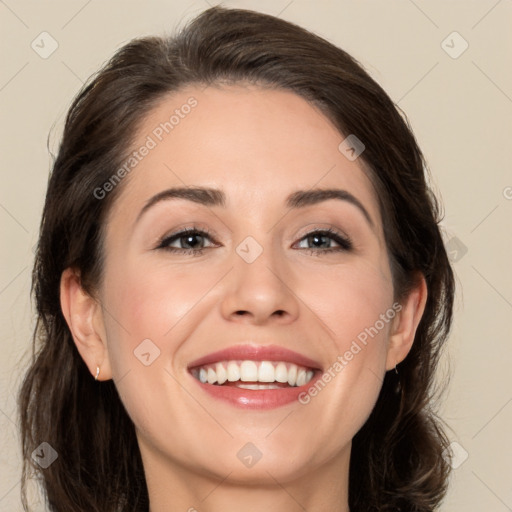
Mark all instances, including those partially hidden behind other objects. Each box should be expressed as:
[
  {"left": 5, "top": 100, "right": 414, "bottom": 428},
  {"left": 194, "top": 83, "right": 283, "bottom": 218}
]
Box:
[{"left": 96, "top": 84, "right": 400, "bottom": 486}]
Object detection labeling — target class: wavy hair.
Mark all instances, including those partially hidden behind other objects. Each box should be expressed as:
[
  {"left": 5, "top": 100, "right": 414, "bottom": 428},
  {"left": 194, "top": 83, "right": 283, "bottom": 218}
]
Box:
[{"left": 18, "top": 6, "right": 455, "bottom": 511}]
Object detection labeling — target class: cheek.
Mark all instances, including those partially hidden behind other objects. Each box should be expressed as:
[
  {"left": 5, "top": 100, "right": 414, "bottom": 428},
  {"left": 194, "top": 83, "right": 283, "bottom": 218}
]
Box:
[
  {"left": 308, "top": 257, "right": 394, "bottom": 346},
  {"left": 100, "top": 259, "right": 218, "bottom": 371},
  {"left": 297, "top": 259, "right": 394, "bottom": 419}
]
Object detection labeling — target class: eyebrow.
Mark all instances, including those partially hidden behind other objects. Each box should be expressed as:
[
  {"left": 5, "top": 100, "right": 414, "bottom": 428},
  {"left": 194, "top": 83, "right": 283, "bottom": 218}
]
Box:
[{"left": 135, "top": 186, "right": 374, "bottom": 227}]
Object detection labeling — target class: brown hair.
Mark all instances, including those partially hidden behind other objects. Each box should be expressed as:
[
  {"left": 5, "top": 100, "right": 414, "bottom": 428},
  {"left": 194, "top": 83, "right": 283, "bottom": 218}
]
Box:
[{"left": 18, "top": 6, "right": 455, "bottom": 511}]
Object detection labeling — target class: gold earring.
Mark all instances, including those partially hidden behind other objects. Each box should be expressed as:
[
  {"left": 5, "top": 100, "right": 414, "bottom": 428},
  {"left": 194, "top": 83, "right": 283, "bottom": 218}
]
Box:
[{"left": 94, "top": 366, "right": 100, "bottom": 381}]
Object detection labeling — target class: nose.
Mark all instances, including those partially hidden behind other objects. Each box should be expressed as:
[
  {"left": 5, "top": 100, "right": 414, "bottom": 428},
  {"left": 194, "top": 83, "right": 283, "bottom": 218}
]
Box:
[{"left": 219, "top": 239, "right": 300, "bottom": 326}]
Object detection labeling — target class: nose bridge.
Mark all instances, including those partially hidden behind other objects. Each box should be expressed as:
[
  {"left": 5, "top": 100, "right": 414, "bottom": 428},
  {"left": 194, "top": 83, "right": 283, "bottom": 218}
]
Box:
[{"left": 219, "top": 230, "right": 299, "bottom": 323}]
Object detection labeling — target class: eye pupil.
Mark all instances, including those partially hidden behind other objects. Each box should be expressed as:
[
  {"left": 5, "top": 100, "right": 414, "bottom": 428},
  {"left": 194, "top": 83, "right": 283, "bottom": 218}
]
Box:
[
  {"left": 184, "top": 234, "right": 201, "bottom": 248},
  {"left": 309, "top": 234, "right": 329, "bottom": 248}
]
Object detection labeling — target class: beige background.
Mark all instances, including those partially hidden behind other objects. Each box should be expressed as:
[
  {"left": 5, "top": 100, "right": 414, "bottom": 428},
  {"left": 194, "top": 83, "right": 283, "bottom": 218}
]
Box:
[{"left": 1, "top": 1, "right": 511, "bottom": 510}]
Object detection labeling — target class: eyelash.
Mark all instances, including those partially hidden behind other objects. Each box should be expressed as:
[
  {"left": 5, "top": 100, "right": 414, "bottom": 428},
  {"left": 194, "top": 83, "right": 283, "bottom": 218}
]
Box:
[{"left": 156, "top": 225, "right": 353, "bottom": 257}]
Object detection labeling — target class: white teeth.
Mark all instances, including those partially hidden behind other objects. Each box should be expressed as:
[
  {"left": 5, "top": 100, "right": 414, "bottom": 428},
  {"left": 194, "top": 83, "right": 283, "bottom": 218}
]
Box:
[
  {"left": 216, "top": 362, "right": 227, "bottom": 385},
  {"left": 227, "top": 362, "right": 240, "bottom": 382},
  {"left": 193, "top": 360, "right": 316, "bottom": 387},
  {"left": 287, "top": 364, "right": 297, "bottom": 386},
  {"left": 258, "top": 361, "right": 275, "bottom": 382},
  {"left": 238, "top": 383, "right": 283, "bottom": 390},
  {"left": 296, "top": 369, "right": 307, "bottom": 387},
  {"left": 275, "top": 362, "right": 288, "bottom": 383},
  {"left": 240, "top": 361, "right": 258, "bottom": 381},
  {"left": 207, "top": 367, "right": 217, "bottom": 384}
]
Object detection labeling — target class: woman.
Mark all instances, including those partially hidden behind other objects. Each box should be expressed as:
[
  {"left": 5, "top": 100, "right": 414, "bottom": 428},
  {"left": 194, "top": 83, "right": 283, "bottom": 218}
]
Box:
[{"left": 18, "top": 6, "right": 455, "bottom": 511}]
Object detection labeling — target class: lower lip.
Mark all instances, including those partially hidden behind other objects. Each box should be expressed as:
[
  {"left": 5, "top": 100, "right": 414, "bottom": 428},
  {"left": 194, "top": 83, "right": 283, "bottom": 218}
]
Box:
[{"left": 189, "top": 372, "right": 322, "bottom": 410}]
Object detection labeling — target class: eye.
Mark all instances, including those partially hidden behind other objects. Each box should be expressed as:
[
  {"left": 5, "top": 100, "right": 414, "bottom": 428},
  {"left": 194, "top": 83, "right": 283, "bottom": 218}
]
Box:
[
  {"left": 294, "top": 227, "right": 352, "bottom": 255},
  {"left": 156, "top": 227, "right": 217, "bottom": 256},
  {"left": 155, "top": 226, "right": 352, "bottom": 256}
]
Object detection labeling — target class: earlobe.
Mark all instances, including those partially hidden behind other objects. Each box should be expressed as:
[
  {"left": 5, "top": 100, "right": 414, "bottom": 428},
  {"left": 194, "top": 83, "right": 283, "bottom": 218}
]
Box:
[
  {"left": 386, "top": 273, "right": 428, "bottom": 371},
  {"left": 60, "top": 267, "right": 112, "bottom": 381}
]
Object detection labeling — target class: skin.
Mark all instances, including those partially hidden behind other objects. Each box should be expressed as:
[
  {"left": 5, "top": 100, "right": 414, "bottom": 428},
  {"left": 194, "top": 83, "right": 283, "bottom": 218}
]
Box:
[{"left": 60, "top": 84, "right": 427, "bottom": 512}]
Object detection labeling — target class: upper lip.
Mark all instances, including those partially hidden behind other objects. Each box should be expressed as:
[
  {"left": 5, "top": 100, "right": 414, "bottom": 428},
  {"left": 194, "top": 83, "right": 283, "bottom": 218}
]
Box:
[{"left": 187, "top": 344, "right": 323, "bottom": 371}]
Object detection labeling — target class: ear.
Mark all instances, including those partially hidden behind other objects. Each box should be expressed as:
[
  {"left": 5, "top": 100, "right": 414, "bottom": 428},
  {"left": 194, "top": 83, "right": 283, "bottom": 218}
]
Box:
[
  {"left": 386, "top": 273, "right": 428, "bottom": 371},
  {"left": 60, "top": 267, "right": 112, "bottom": 381}
]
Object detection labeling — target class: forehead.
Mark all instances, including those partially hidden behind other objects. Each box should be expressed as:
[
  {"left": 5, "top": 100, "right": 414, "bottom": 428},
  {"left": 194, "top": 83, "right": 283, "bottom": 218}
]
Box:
[{"left": 106, "top": 83, "right": 382, "bottom": 231}]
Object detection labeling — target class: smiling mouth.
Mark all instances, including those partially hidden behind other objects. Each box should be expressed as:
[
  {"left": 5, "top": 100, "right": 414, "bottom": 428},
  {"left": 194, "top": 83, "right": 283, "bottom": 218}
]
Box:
[{"left": 189, "top": 360, "right": 317, "bottom": 389}]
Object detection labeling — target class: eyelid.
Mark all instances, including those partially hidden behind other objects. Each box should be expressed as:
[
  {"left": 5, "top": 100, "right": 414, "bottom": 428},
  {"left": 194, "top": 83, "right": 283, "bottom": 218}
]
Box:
[{"left": 294, "top": 221, "right": 351, "bottom": 242}]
